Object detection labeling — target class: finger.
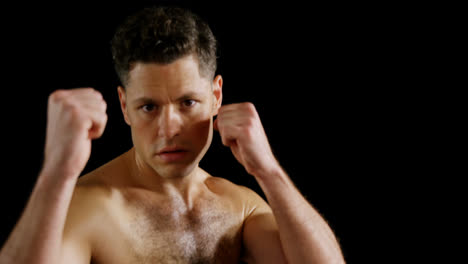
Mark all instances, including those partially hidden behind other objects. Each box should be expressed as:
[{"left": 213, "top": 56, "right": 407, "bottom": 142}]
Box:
[
  {"left": 218, "top": 102, "right": 256, "bottom": 114},
  {"left": 218, "top": 124, "right": 240, "bottom": 147},
  {"left": 77, "top": 91, "right": 107, "bottom": 113},
  {"left": 220, "top": 134, "right": 236, "bottom": 147},
  {"left": 88, "top": 111, "right": 108, "bottom": 139},
  {"left": 80, "top": 100, "right": 107, "bottom": 117},
  {"left": 217, "top": 102, "right": 246, "bottom": 112},
  {"left": 69, "top": 88, "right": 101, "bottom": 102}
]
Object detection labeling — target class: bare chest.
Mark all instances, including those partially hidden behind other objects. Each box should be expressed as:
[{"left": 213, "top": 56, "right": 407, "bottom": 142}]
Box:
[{"left": 92, "top": 193, "right": 244, "bottom": 264}]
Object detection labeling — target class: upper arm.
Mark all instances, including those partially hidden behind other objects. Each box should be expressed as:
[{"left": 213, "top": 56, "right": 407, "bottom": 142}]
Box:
[
  {"left": 241, "top": 189, "right": 288, "bottom": 264},
  {"left": 59, "top": 187, "right": 94, "bottom": 264}
]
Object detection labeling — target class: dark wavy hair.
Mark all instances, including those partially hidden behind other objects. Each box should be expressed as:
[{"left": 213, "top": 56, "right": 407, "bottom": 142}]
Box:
[{"left": 111, "top": 6, "right": 217, "bottom": 87}]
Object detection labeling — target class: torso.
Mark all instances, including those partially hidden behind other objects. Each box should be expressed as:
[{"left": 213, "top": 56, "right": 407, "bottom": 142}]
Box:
[{"left": 73, "top": 151, "right": 253, "bottom": 264}]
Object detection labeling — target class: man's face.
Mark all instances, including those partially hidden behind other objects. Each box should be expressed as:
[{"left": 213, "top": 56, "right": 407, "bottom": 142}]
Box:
[{"left": 118, "top": 55, "right": 222, "bottom": 179}]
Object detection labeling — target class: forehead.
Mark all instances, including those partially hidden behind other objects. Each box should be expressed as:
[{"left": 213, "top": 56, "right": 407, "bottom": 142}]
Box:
[{"left": 126, "top": 55, "right": 210, "bottom": 98}]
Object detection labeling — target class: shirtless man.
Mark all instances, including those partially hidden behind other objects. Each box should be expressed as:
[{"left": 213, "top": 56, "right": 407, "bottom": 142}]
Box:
[{"left": 0, "top": 6, "right": 344, "bottom": 264}]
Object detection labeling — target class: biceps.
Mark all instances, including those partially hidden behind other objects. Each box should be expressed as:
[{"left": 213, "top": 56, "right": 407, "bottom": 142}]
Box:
[
  {"left": 60, "top": 212, "right": 92, "bottom": 264},
  {"left": 242, "top": 213, "right": 287, "bottom": 264}
]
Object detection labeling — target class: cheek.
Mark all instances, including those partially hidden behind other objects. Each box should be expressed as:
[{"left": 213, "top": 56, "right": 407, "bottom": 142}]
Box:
[
  {"left": 128, "top": 113, "right": 155, "bottom": 145},
  {"left": 186, "top": 113, "right": 212, "bottom": 145},
  {"left": 193, "top": 118, "right": 211, "bottom": 138}
]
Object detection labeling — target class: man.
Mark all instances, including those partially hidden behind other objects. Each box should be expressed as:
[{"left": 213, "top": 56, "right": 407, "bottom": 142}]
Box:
[{"left": 0, "top": 6, "right": 344, "bottom": 264}]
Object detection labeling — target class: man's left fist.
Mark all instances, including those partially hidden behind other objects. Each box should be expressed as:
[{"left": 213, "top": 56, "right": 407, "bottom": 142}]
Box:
[{"left": 214, "top": 103, "right": 280, "bottom": 177}]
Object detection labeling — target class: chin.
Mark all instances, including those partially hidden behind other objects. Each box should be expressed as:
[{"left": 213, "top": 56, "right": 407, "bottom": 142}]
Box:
[{"left": 151, "top": 159, "right": 199, "bottom": 179}]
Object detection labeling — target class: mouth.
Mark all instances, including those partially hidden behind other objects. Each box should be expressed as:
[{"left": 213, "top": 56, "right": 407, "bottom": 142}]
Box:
[
  {"left": 157, "top": 146, "right": 189, "bottom": 162},
  {"left": 158, "top": 146, "right": 187, "bottom": 154}
]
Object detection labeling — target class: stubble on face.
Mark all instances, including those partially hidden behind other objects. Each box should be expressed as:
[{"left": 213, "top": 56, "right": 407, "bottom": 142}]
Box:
[{"left": 121, "top": 55, "right": 219, "bottom": 180}]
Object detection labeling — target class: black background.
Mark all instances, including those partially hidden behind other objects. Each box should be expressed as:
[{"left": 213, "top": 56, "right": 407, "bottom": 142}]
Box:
[{"left": 0, "top": 1, "right": 440, "bottom": 263}]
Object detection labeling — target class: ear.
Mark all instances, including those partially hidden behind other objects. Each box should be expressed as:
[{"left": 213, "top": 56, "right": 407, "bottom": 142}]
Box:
[
  {"left": 117, "top": 86, "right": 131, "bottom": 125},
  {"left": 212, "top": 75, "right": 223, "bottom": 116}
]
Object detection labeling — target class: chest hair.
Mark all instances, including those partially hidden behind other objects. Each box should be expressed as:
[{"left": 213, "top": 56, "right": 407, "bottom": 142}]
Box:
[{"left": 122, "top": 193, "right": 244, "bottom": 263}]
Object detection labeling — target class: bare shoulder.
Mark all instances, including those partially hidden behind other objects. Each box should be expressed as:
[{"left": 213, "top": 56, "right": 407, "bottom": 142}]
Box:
[
  {"left": 64, "top": 178, "right": 115, "bottom": 235},
  {"left": 205, "top": 176, "right": 257, "bottom": 199},
  {"left": 63, "top": 154, "right": 128, "bottom": 243},
  {"left": 60, "top": 168, "right": 126, "bottom": 263},
  {"left": 69, "top": 164, "right": 121, "bottom": 215},
  {"left": 205, "top": 176, "right": 272, "bottom": 216}
]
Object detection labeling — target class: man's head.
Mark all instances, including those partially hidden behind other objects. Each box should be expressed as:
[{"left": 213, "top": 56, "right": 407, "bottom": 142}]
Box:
[
  {"left": 111, "top": 6, "right": 217, "bottom": 87},
  {"left": 111, "top": 6, "right": 223, "bottom": 179}
]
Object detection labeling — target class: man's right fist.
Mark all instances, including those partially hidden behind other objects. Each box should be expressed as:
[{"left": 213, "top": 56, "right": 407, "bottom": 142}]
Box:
[{"left": 43, "top": 88, "right": 107, "bottom": 179}]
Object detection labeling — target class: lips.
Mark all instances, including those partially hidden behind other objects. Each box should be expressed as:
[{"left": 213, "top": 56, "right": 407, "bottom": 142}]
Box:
[
  {"left": 157, "top": 146, "right": 189, "bottom": 162},
  {"left": 158, "top": 146, "right": 187, "bottom": 154}
]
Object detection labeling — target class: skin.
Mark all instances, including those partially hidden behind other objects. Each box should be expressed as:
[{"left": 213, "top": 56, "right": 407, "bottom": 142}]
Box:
[{"left": 0, "top": 54, "right": 345, "bottom": 264}]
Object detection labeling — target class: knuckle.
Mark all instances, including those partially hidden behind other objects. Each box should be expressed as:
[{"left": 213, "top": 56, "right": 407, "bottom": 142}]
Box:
[
  {"left": 246, "top": 117, "right": 256, "bottom": 128},
  {"left": 101, "top": 113, "right": 108, "bottom": 123},
  {"left": 67, "top": 103, "right": 82, "bottom": 118},
  {"left": 243, "top": 102, "right": 256, "bottom": 112},
  {"left": 80, "top": 87, "right": 99, "bottom": 97},
  {"left": 242, "top": 125, "right": 253, "bottom": 137},
  {"left": 101, "top": 100, "right": 107, "bottom": 110},
  {"left": 83, "top": 87, "right": 95, "bottom": 92},
  {"left": 59, "top": 100, "right": 81, "bottom": 118},
  {"left": 49, "top": 89, "right": 67, "bottom": 103},
  {"left": 93, "top": 89, "right": 103, "bottom": 99}
]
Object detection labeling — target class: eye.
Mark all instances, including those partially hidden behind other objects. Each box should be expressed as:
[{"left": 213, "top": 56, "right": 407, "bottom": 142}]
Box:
[
  {"left": 182, "top": 99, "right": 197, "bottom": 108},
  {"left": 141, "top": 104, "right": 156, "bottom": 113}
]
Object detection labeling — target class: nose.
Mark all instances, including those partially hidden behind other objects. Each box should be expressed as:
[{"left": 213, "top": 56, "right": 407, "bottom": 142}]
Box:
[{"left": 157, "top": 105, "right": 182, "bottom": 139}]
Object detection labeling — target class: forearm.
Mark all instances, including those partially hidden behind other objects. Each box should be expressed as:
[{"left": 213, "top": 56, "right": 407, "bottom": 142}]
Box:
[
  {"left": 0, "top": 167, "right": 77, "bottom": 264},
  {"left": 255, "top": 168, "right": 345, "bottom": 264}
]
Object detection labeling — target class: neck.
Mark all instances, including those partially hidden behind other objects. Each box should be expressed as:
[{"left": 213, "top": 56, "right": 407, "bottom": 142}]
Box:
[{"left": 124, "top": 148, "right": 207, "bottom": 204}]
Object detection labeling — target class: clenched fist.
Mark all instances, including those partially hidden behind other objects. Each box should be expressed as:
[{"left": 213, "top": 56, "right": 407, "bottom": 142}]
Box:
[
  {"left": 43, "top": 88, "right": 107, "bottom": 179},
  {"left": 214, "top": 103, "right": 280, "bottom": 178}
]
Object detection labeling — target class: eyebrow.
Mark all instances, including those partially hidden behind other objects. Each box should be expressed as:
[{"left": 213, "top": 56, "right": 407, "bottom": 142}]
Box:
[
  {"left": 132, "top": 97, "right": 156, "bottom": 106},
  {"left": 132, "top": 92, "right": 203, "bottom": 105},
  {"left": 176, "top": 92, "right": 202, "bottom": 102}
]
